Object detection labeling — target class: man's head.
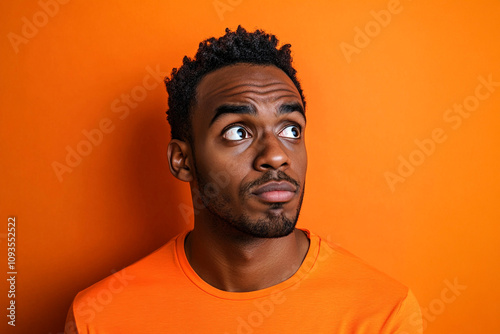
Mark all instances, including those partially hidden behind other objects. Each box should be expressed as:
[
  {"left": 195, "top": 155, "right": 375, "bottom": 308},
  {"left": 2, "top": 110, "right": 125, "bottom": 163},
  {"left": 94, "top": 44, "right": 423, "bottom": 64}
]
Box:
[
  {"left": 164, "top": 25, "right": 306, "bottom": 143},
  {"left": 165, "top": 26, "right": 307, "bottom": 239}
]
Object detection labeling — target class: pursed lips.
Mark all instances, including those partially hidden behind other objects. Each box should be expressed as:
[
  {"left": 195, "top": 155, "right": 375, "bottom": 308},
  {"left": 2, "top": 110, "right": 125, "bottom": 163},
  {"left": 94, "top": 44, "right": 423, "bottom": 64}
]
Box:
[{"left": 251, "top": 181, "right": 297, "bottom": 203}]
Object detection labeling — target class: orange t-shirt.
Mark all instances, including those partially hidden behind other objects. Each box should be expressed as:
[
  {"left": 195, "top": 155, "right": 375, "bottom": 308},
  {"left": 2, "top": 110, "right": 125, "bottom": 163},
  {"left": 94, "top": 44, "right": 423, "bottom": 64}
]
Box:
[{"left": 65, "top": 230, "right": 423, "bottom": 333}]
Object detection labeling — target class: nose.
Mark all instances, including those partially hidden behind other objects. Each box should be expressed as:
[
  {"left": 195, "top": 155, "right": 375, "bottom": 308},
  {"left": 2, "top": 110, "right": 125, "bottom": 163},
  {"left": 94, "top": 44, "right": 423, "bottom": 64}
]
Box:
[{"left": 253, "top": 133, "right": 290, "bottom": 172}]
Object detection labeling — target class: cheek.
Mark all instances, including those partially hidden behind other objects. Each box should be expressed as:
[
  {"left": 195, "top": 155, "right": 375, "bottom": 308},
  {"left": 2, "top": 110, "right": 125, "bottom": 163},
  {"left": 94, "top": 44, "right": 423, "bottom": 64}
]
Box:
[
  {"left": 197, "top": 146, "right": 234, "bottom": 176},
  {"left": 195, "top": 148, "right": 246, "bottom": 196},
  {"left": 302, "top": 149, "right": 308, "bottom": 174},
  {"left": 291, "top": 145, "right": 307, "bottom": 179},
  {"left": 198, "top": 138, "right": 253, "bottom": 172}
]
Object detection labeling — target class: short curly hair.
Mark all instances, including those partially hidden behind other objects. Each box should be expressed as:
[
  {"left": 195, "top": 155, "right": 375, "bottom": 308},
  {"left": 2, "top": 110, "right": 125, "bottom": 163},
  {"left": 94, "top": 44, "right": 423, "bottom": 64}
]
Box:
[{"left": 164, "top": 25, "right": 306, "bottom": 142}]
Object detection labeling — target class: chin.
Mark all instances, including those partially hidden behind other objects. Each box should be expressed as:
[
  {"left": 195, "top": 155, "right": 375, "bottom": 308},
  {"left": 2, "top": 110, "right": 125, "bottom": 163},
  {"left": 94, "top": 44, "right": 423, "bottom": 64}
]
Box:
[{"left": 231, "top": 211, "right": 298, "bottom": 239}]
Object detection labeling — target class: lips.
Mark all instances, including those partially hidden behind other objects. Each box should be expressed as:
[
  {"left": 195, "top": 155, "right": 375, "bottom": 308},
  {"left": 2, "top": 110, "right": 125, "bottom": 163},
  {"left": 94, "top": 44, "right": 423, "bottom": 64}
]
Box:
[{"left": 251, "top": 181, "right": 297, "bottom": 203}]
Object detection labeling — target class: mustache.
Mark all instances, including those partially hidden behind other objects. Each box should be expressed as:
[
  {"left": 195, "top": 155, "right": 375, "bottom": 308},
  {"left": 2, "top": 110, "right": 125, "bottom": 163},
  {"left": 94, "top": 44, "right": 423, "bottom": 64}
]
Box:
[{"left": 240, "top": 171, "right": 300, "bottom": 197}]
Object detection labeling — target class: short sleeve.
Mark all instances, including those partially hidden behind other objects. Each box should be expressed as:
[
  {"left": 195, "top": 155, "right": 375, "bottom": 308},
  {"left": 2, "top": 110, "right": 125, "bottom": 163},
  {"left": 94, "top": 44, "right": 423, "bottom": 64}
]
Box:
[
  {"left": 64, "top": 302, "right": 80, "bottom": 334},
  {"left": 383, "top": 289, "right": 424, "bottom": 334}
]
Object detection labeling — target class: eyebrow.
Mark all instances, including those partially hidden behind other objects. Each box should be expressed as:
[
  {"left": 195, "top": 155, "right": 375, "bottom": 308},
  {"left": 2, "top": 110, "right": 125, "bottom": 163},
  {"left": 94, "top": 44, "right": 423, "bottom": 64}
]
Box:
[
  {"left": 209, "top": 102, "right": 306, "bottom": 126},
  {"left": 279, "top": 102, "right": 305, "bottom": 120}
]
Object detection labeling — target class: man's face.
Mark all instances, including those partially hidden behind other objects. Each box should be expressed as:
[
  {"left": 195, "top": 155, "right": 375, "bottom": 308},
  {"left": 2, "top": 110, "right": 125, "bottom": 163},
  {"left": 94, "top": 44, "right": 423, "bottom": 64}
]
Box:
[{"left": 190, "top": 63, "right": 307, "bottom": 238}]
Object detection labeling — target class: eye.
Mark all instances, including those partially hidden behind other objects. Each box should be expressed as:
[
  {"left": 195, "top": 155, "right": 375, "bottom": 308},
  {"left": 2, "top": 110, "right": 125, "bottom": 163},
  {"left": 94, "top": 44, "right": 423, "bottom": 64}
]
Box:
[
  {"left": 279, "top": 125, "right": 301, "bottom": 139},
  {"left": 222, "top": 126, "right": 251, "bottom": 141}
]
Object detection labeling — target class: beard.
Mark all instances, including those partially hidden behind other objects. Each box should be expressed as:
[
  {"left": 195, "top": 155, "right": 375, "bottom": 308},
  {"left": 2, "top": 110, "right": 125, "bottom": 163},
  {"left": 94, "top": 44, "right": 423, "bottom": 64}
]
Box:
[{"left": 195, "top": 169, "right": 304, "bottom": 239}]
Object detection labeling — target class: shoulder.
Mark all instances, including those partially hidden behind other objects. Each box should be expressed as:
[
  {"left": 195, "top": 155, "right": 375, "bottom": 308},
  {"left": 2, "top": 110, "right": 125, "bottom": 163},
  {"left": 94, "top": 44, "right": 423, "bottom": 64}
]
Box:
[
  {"left": 70, "top": 233, "right": 184, "bottom": 326},
  {"left": 309, "top": 231, "right": 410, "bottom": 303},
  {"left": 307, "top": 232, "right": 423, "bottom": 332}
]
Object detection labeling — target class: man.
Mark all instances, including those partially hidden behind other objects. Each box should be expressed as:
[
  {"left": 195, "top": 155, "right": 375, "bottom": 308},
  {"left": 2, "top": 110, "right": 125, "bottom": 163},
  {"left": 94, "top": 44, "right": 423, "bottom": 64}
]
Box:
[{"left": 65, "top": 26, "right": 423, "bottom": 333}]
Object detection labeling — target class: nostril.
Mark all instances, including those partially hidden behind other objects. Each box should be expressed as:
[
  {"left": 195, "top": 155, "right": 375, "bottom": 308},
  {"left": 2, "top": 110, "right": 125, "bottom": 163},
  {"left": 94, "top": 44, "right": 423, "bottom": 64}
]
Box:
[
  {"left": 260, "top": 163, "right": 273, "bottom": 169},
  {"left": 258, "top": 159, "right": 289, "bottom": 171}
]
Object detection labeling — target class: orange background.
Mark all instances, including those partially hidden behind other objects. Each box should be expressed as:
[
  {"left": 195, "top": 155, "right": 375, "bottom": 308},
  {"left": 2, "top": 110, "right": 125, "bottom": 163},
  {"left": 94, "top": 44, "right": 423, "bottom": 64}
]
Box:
[{"left": 1, "top": 0, "right": 499, "bottom": 333}]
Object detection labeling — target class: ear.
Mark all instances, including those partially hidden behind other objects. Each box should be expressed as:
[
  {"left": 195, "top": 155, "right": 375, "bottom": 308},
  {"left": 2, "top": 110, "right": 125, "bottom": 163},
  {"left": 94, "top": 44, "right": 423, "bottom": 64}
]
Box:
[{"left": 167, "top": 139, "right": 194, "bottom": 182}]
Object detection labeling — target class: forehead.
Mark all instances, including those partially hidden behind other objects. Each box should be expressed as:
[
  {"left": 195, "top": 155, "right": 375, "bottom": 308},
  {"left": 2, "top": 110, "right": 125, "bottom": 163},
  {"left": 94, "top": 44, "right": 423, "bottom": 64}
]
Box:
[{"left": 194, "top": 64, "right": 302, "bottom": 111}]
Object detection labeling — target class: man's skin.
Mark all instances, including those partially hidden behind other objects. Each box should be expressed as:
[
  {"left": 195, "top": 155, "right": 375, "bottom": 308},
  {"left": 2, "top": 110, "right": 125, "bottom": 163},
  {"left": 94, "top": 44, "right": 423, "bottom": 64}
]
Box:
[{"left": 167, "top": 63, "right": 310, "bottom": 293}]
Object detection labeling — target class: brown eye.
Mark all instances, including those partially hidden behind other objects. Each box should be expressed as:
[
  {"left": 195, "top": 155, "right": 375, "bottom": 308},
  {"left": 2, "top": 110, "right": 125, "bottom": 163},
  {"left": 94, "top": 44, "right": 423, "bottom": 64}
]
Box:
[
  {"left": 279, "top": 125, "right": 301, "bottom": 139},
  {"left": 223, "top": 126, "right": 250, "bottom": 141}
]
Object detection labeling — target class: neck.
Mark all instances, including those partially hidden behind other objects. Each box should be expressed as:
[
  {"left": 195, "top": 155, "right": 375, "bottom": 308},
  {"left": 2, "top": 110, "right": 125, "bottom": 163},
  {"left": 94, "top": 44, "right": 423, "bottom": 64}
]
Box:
[{"left": 185, "top": 216, "right": 310, "bottom": 292}]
